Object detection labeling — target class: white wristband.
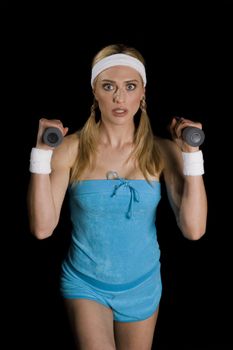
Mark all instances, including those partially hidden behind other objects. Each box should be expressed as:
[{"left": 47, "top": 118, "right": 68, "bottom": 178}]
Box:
[
  {"left": 182, "top": 150, "right": 204, "bottom": 176},
  {"left": 29, "top": 148, "right": 53, "bottom": 174}
]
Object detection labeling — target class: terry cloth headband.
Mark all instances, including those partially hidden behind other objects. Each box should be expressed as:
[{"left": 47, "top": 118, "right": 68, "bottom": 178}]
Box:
[{"left": 91, "top": 53, "right": 147, "bottom": 87}]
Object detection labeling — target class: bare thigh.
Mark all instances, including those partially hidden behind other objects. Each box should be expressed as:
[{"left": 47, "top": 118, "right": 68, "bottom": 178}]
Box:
[
  {"left": 114, "top": 307, "right": 159, "bottom": 350},
  {"left": 65, "top": 298, "right": 116, "bottom": 350}
]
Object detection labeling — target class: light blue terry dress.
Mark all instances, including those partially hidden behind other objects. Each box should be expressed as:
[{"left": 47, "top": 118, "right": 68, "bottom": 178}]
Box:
[{"left": 60, "top": 178, "right": 162, "bottom": 322}]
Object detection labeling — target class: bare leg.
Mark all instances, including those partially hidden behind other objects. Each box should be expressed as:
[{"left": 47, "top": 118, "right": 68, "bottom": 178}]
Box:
[
  {"left": 65, "top": 298, "right": 116, "bottom": 350},
  {"left": 114, "top": 307, "right": 159, "bottom": 350}
]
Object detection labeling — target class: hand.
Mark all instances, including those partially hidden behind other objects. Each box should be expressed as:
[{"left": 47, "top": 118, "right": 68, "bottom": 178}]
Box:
[
  {"left": 169, "top": 116, "right": 203, "bottom": 152},
  {"left": 36, "top": 118, "right": 69, "bottom": 149}
]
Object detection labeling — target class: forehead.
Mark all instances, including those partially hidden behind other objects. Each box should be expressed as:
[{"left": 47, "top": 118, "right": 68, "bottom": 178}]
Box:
[{"left": 97, "top": 65, "right": 142, "bottom": 82}]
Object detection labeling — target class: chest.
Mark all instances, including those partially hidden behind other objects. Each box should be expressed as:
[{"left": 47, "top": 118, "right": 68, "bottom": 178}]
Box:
[{"left": 81, "top": 145, "right": 144, "bottom": 180}]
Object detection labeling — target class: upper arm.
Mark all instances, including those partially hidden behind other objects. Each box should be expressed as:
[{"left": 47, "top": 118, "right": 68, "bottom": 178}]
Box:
[
  {"left": 50, "top": 133, "right": 78, "bottom": 221},
  {"left": 158, "top": 138, "right": 185, "bottom": 219}
]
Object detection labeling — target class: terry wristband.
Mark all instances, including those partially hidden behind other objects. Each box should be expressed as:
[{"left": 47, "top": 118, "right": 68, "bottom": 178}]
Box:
[
  {"left": 182, "top": 150, "right": 204, "bottom": 176},
  {"left": 29, "top": 147, "right": 53, "bottom": 174}
]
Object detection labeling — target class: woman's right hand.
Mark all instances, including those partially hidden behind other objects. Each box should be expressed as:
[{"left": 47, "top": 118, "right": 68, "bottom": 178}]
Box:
[{"left": 36, "top": 118, "right": 69, "bottom": 149}]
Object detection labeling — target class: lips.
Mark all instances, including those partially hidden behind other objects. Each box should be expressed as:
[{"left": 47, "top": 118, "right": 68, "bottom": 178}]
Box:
[{"left": 112, "top": 108, "right": 128, "bottom": 117}]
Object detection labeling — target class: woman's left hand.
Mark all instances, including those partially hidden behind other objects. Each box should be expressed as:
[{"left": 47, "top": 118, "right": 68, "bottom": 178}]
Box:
[{"left": 169, "top": 116, "right": 203, "bottom": 152}]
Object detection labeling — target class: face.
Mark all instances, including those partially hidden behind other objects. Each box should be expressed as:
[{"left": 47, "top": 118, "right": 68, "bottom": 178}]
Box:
[{"left": 93, "top": 66, "right": 145, "bottom": 126}]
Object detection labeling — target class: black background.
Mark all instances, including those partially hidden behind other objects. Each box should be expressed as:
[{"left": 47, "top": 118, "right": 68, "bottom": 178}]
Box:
[{"left": 2, "top": 2, "right": 232, "bottom": 349}]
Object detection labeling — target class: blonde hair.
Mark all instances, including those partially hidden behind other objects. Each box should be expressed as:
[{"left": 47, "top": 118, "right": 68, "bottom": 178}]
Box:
[{"left": 70, "top": 44, "right": 163, "bottom": 183}]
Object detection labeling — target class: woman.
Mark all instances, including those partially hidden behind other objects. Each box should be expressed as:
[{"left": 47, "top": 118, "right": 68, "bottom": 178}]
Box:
[{"left": 27, "top": 43, "right": 207, "bottom": 350}]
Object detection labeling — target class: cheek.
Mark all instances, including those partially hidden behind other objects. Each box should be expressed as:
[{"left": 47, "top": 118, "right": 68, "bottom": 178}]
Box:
[
  {"left": 97, "top": 97, "right": 111, "bottom": 112},
  {"left": 95, "top": 91, "right": 111, "bottom": 104},
  {"left": 130, "top": 95, "right": 141, "bottom": 108}
]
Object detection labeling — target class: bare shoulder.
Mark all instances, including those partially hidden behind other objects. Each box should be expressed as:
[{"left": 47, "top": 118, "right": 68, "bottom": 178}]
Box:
[{"left": 52, "top": 131, "right": 79, "bottom": 169}]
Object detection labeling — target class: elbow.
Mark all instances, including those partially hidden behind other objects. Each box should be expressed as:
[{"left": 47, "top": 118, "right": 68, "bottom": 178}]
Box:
[
  {"left": 184, "top": 228, "right": 206, "bottom": 240},
  {"left": 33, "top": 231, "right": 53, "bottom": 240},
  {"left": 29, "top": 224, "right": 55, "bottom": 240},
  {"left": 179, "top": 222, "right": 207, "bottom": 241},
  {"left": 28, "top": 213, "right": 59, "bottom": 239}
]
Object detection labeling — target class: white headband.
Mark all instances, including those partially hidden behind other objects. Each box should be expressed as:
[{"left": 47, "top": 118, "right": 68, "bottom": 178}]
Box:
[{"left": 91, "top": 53, "right": 147, "bottom": 87}]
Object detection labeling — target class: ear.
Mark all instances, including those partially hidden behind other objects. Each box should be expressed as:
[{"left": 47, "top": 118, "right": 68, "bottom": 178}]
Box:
[
  {"left": 141, "top": 87, "right": 146, "bottom": 100},
  {"left": 93, "top": 89, "right": 98, "bottom": 101}
]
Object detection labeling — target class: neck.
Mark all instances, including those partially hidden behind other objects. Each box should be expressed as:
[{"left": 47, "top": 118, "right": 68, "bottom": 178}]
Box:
[{"left": 98, "top": 121, "right": 135, "bottom": 148}]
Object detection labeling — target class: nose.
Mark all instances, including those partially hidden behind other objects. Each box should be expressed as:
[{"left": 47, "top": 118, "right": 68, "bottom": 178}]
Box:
[{"left": 113, "top": 88, "right": 125, "bottom": 103}]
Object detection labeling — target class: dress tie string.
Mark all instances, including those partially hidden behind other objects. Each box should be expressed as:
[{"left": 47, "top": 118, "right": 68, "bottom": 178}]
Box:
[{"left": 110, "top": 178, "right": 140, "bottom": 219}]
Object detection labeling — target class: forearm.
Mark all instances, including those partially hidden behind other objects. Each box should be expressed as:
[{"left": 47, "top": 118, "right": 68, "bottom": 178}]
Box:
[
  {"left": 28, "top": 174, "right": 58, "bottom": 239},
  {"left": 165, "top": 118, "right": 208, "bottom": 239},
  {"left": 178, "top": 175, "right": 207, "bottom": 240}
]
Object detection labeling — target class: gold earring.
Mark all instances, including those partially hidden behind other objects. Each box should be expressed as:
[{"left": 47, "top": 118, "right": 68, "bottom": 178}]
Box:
[{"left": 140, "top": 97, "right": 146, "bottom": 111}]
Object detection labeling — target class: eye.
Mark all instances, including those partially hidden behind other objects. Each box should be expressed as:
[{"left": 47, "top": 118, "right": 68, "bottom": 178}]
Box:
[
  {"left": 102, "top": 83, "right": 114, "bottom": 91},
  {"left": 126, "top": 83, "right": 137, "bottom": 91}
]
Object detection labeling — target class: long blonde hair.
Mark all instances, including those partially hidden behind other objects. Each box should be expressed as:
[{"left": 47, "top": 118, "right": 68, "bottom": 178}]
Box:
[{"left": 70, "top": 44, "right": 163, "bottom": 183}]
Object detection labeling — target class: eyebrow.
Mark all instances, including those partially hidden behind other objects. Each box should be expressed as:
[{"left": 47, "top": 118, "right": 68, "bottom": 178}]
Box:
[{"left": 100, "top": 79, "right": 139, "bottom": 84}]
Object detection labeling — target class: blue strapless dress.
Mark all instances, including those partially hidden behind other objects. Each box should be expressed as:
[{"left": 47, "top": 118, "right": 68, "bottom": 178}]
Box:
[{"left": 61, "top": 178, "right": 161, "bottom": 290}]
